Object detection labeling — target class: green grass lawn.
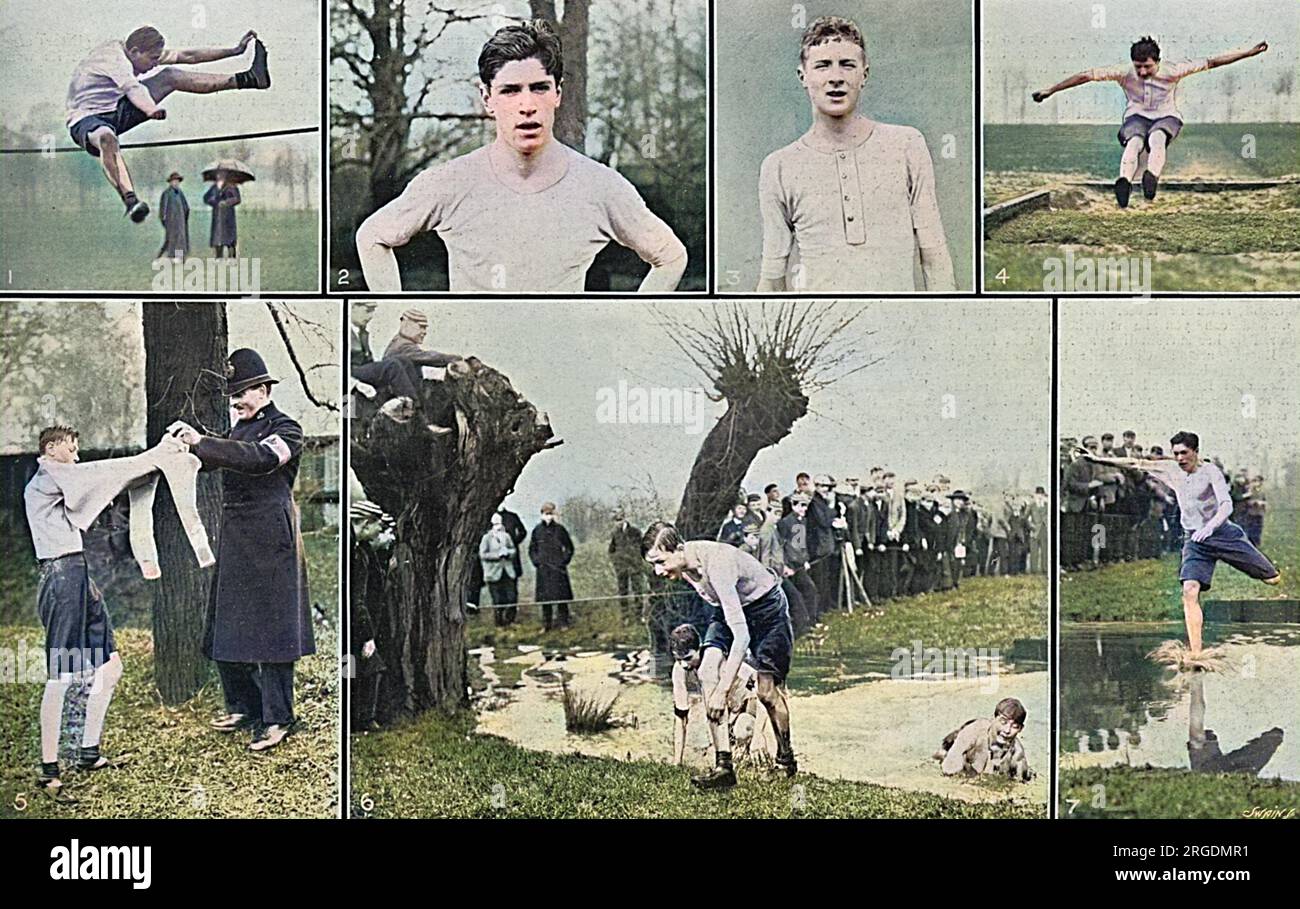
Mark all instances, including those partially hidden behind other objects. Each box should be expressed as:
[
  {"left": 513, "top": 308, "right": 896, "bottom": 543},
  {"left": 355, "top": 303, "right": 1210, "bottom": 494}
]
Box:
[
  {"left": 1062, "top": 509, "right": 1297, "bottom": 623},
  {"left": 985, "top": 123, "right": 1300, "bottom": 182},
  {"left": 350, "top": 710, "right": 1038, "bottom": 819},
  {"left": 0, "top": 209, "right": 319, "bottom": 292},
  {"left": 1060, "top": 765, "right": 1300, "bottom": 819},
  {"left": 0, "top": 625, "right": 338, "bottom": 819},
  {"left": 983, "top": 122, "right": 1300, "bottom": 291}
]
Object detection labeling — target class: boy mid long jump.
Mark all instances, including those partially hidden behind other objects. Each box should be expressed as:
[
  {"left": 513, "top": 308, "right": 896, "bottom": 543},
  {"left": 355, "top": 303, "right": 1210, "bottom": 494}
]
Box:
[
  {"left": 1081, "top": 431, "right": 1281, "bottom": 658},
  {"left": 67, "top": 26, "right": 270, "bottom": 223},
  {"left": 1032, "top": 36, "right": 1267, "bottom": 208}
]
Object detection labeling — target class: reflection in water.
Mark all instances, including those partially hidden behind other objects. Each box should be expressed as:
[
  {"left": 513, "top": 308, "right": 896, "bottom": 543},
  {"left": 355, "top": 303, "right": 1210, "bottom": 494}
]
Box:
[
  {"left": 1187, "top": 673, "right": 1283, "bottom": 775},
  {"left": 1061, "top": 624, "right": 1298, "bottom": 780}
]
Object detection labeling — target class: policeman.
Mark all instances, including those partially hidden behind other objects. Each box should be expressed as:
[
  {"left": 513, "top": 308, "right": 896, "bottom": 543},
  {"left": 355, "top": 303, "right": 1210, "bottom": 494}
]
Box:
[{"left": 172, "top": 348, "right": 315, "bottom": 752}]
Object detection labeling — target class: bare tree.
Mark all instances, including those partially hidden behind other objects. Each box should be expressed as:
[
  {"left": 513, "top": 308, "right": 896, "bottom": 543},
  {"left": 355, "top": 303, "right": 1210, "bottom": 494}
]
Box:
[
  {"left": 350, "top": 359, "right": 558, "bottom": 718},
  {"left": 333, "top": 0, "right": 494, "bottom": 208},
  {"left": 653, "top": 302, "right": 881, "bottom": 540}
]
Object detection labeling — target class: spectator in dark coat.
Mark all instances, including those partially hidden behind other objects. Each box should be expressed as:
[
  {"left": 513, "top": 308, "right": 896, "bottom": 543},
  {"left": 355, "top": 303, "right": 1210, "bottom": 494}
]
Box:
[{"left": 529, "top": 502, "right": 574, "bottom": 630}]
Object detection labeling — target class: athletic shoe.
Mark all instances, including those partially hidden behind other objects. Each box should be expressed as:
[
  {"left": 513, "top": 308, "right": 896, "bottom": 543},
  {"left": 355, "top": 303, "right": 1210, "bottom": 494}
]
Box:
[
  {"left": 127, "top": 200, "right": 150, "bottom": 223},
  {"left": 690, "top": 765, "right": 737, "bottom": 790},
  {"left": 37, "top": 763, "right": 62, "bottom": 790},
  {"left": 249, "top": 722, "right": 294, "bottom": 752},
  {"left": 250, "top": 40, "right": 271, "bottom": 89},
  {"left": 1114, "top": 177, "right": 1132, "bottom": 209},
  {"left": 1142, "top": 171, "right": 1159, "bottom": 201}
]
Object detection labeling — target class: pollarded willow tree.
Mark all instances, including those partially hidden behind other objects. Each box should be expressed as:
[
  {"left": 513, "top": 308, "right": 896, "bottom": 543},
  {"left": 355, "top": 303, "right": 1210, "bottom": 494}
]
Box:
[
  {"left": 653, "top": 301, "right": 881, "bottom": 541},
  {"left": 350, "top": 358, "right": 558, "bottom": 718}
]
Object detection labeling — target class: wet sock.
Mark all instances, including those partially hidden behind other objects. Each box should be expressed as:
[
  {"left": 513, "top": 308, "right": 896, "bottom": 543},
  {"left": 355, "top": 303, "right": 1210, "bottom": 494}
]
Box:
[
  {"left": 716, "top": 750, "right": 732, "bottom": 769},
  {"left": 235, "top": 70, "right": 256, "bottom": 90},
  {"left": 41, "top": 761, "right": 60, "bottom": 778},
  {"left": 123, "top": 191, "right": 139, "bottom": 210}
]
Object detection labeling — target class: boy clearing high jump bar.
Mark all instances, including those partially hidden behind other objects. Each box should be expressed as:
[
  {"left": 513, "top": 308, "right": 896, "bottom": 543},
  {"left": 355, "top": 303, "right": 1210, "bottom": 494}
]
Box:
[
  {"left": 1032, "top": 36, "right": 1268, "bottom": 208},
  {"left": 66, "top": 26, "right": 271, "bottom": 224}
]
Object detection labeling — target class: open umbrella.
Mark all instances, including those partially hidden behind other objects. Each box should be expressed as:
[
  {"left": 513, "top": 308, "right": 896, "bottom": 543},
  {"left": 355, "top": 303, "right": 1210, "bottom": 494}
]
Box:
[{"left": 201, "top": 158, "right": 256, "bottom": 184}]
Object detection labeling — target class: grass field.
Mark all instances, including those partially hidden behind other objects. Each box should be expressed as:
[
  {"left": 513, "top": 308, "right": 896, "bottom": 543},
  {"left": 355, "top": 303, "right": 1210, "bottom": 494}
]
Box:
[
  {"left": 1061, "top": 507, "right": 1297, "bottom": 623},
  {"left": 0, "top": 626, "right": 338, "bottom": 820},
  {"left": 350, "top": 710, "right": 1039, "bottom": 819},
  {"left": 0, "top": 209, "right": 319, "bottom": 292},
  {"left": 983, "top": 123, "right": 1300, "bottom": 291},
  {"left": 1060, "top": 765, "right": 1300, "bottom": 819},
  {"left": 468, "top": 539, "right": 1048, "bottom": 660}
]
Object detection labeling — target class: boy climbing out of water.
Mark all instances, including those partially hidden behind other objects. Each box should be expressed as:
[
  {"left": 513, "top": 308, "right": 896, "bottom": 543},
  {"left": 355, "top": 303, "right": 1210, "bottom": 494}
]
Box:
[
  {"left": 1032, "top": 35, "right": 1268, "bottom": 208},
  {"left": 1080, "top": 431, "right": 1281, "bottom": 659},
  {"left": 934, "top": 697, "right": 1034, "bottom": 781}
]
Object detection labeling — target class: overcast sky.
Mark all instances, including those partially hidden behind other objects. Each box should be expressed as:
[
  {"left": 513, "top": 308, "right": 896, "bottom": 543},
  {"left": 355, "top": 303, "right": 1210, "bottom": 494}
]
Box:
[
  {"left": 0, "top": 300, "right": 340, "bottom": 454},
  {"left": 361, "top": 299, "right": 1052, "bottom": 519},
  {"left": 1059, "top": 298, "right": 1299, "bottom": 473},
  {"left": 0, "top": 0, "right": 321, "bottom": 141},
  {"left": 984, "top": 0, "right": 1299, "bottom": 123}
]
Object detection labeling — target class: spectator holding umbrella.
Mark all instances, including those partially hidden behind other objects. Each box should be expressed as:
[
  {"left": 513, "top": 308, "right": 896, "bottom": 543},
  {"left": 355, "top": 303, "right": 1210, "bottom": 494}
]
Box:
[
  {"left": 203, "top": 159, "right": 253, "bottom": 257},
  {"left": 157, "top": 171, "right": 190, "bottom": 260}
]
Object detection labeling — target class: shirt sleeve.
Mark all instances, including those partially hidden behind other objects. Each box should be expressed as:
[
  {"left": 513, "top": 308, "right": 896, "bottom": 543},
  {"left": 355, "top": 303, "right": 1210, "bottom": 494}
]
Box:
[
  {"left": 905, "top": 130, "right": 947, "bottom": 249},
  {"left": 1167, "top": 58, "right": 1211, "bottom": 80},
  {"left": 102, "top": 48, "right": 142, "bottom": 91},
  {"left": 194, "top": 418, "right": 303, "bottom": 475},
  {"left": 359, "top": 165, "right": 450, "bottom": 249},
  {"left": 601, "top": 170, "right": 684, "bottom": 268},
  {"left": 1208, "top": 465, "right": 1232, "bottom": 509},
  {"left": 1085, "top": 63, "right": 1129, "bottom": 82},
  {"left": 758, "top": 153, "right": 794, "bottom": 280}
]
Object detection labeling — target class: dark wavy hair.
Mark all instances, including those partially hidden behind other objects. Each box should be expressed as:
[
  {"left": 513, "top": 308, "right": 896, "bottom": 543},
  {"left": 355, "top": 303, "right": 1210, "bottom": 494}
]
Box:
[
  {"left": 1170, "top": 430, "right": 1200, "bottom": 452},
  {"left": 1130, "top": 35, "right": 1161, "bottom": 62},
  {"left": 478, "top": 19, "right": 563, "bottom": 88}
]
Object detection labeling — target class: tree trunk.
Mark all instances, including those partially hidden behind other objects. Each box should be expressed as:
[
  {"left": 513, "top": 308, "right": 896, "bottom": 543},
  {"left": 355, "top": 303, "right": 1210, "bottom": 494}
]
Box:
[
  {"left": 676, "top": 386, "right": 808, "bottom": 541},
  {"left": 367, "top": 0, "right": 414, "bottom": 208},
  {"left": 531, "top": 0, "right": 588, "bottom": 150},
  {"left": 351, "top": 360, "right": 554, "bottom": 719},
  {"left": 142, "top": 302, "right": 229, "bottom": 705}
]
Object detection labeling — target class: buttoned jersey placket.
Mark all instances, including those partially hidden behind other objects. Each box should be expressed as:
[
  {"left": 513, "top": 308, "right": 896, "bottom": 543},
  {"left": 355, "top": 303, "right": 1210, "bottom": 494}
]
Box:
[{"left": 835, "top": 148, "right": 868, "bottom": 246}]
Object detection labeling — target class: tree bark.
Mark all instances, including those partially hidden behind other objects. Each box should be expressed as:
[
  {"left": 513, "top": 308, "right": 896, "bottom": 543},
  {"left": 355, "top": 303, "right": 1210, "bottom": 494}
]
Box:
[
  {"left": 142, "top": 302, "right": 229, "bottom": 705},
  {"left": 351, "top": 359, "right": 554, "bottom": 719},
  {"left": 675, "top": 386, "right": 808, "bottom": 541}
]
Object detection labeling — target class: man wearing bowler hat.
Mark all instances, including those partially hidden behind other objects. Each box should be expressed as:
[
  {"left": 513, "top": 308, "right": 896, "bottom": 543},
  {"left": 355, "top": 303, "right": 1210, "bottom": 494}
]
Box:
[
  {"left": 171, "top": 348, "right": 315, "bottom": 752},
  {"left": 157, "top": 171, "right": 190, "bottom": 260}
]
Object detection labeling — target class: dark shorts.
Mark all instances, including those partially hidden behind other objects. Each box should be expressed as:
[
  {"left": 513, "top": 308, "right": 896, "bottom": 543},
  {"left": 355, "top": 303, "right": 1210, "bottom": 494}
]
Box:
[
  {"left": 1118, "top": 114, "right": 1183, "bottom": 149},
  {"left": 69, "top": 96, "right": 151, "bottom": 157},
  {"left": 701, "top": 583, "right": 793, "bottom": 683},
  {"left": 1179, "top": 521, "right": 1279, "bottom": 592},
  {"left": 36, "top": 554, "right": 116, "bottom": 678}
]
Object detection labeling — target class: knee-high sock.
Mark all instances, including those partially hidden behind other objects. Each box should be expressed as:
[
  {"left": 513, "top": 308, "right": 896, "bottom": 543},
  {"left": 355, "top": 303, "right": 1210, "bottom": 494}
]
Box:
[
  {"left": 41, "top": 678, "right": 72, "bottom": 763},
  {"left": 1148, "top": 131, "right": 1168, "bottom": 176},
  {"left": 1120, "top": 136, "right": 1144, "bottom": 181},
  {"left": 83, "top": 655, "right": 123, "bottom": 748}
]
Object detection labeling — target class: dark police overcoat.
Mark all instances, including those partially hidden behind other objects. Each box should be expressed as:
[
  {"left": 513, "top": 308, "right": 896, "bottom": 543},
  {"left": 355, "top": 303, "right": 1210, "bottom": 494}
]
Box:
[{"left": 196, "top": 403, "right": 315, "bottom": 663}]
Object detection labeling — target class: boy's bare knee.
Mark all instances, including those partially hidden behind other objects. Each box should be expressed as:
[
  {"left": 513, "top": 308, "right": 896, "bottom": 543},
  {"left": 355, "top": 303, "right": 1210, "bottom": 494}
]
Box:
[{"left": 93, "top": 130, "right": 119, "bottom": 154}]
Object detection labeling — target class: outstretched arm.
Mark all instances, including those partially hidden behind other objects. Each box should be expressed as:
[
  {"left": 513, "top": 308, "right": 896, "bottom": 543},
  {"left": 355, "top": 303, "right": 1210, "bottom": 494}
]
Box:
[
  {"left": 1032, "top": 71, "right": 1092, "bottom": 103},
  {"left": 1080, "top": 451, "right": 1169, "bottom": 473},
  {"left": 1207, "top": 41, "right": 1268, "bottom": 69},
  {"left": 162, "top": 30, "right": 257, "bottom": 65}
]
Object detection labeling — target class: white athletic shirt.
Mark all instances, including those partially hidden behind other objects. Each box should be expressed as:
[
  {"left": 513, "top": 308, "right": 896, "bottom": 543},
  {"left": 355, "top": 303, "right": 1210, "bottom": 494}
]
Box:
[
  {"left": 357, "top": 143, "right": 682, "bottom": 293},
  {"left": 1086, "top": 59, "right": 1211, "bottom": 121},
  {"left": 758, "top": 122, "right": 947, "bottom": 292},
  {"left": 66, "top": 41, "right": 141, "bottom": 126},
  {"left": 672, "top": 658, "right": 757, "bottom": 714},
  {"left": 1148, "top": 460, "right": 1230, "bottom": 532}
]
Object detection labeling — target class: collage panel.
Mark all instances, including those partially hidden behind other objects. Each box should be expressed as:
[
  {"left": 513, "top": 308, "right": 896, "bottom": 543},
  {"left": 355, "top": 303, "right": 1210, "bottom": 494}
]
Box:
[
  {"left": 715, "top": 0, "right": 975, "bottom": 293},
  {"left": 983, "top": 0, "right": 1300, "bottom": 293},
  {"left": 1058, "top": 298, "right": 1300, "bottom": 819},
  {"left": 347, "top": 298, "right": 1049, "bottom": 818},
  {"left": 1, "top": 300, "right": 341, "bottom": 818},
  {"left": 0, "top": 1, "right": 324, "bottom": 295},
  {"left": 328, "top": 1, "right": 707, "bottom": 293}
]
